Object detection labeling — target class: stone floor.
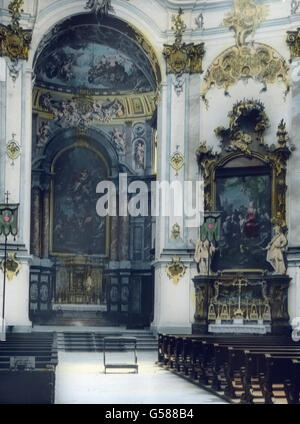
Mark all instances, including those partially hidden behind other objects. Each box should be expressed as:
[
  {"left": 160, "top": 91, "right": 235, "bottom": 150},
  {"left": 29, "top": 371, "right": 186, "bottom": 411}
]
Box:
[{"left": 55, "top": 351, "right": 228, "bottom": 404}]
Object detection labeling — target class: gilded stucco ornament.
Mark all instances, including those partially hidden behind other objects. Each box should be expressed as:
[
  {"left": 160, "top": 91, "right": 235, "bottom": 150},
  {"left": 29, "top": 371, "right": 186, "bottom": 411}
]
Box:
[
  {"left": 0, "top": 0, "right": 32, "bottom": 80},
  {"left": 85, "top": 0, "right": 130, "bottom": 19},
  {"left": 6, "top": 134, "right": 21, "bottom": 165},
  {"left": 223, "top": 0, "right": 268, "bottom": 47},
  {"left": 171, "top": 223, "right": 181, "bottom": 241},
  {"left": 170, "top": 146, "right": 184, "bottom": 175},
  {"left": 1, "top": 252, "right": 21, "bottom": 281},
  {"left": 166, "top": 257, "right": 186, "bottom": 285},
  {"left": 287, "top": 28, "right": 300, "bottom": 58},
  {"left": 163, "top": 9, "right": 205, "bottom": 96},
  {"left": 202, "top": 0, "right": 289, "bottom": 106}
]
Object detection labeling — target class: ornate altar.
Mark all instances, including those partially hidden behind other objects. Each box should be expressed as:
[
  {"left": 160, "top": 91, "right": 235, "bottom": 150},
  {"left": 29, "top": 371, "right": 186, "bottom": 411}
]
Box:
[{"left": 193, "top": 100, "right": 292, "bottom": 335}]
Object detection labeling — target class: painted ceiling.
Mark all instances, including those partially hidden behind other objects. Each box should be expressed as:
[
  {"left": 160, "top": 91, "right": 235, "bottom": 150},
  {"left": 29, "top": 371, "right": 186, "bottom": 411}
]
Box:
[{"left": 34, "top": 15, "right": 159, "bottom": 95}]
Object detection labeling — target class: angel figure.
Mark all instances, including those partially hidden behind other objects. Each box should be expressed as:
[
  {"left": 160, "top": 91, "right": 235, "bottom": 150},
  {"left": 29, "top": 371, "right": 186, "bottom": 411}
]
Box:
[
  {"left": 112, "top": 128, "right": 126, "bottom": 153},
  {"left": 194, "top": 238, "right": 215, "bottom": 275},
  {"left": 265, "top": 225, "right": 288, "bottom": 274}
]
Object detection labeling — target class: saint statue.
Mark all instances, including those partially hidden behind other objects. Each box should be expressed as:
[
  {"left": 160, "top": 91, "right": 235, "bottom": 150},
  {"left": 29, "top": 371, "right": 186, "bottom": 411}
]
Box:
[
  {"left": 194, "top": 238, "right": 215, "bottom": 275},
  {"left": 265, "top": 224, "right": 287, "bottom": 274}
]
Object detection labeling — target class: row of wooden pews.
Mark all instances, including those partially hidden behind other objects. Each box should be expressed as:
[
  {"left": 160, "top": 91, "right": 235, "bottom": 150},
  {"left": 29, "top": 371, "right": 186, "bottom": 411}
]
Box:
[
  {"left": 0, "top": 332, "right": 58, "bottom": 404},
  {"left": 157, "top": 333, "right": 300, "bottom": 404}
]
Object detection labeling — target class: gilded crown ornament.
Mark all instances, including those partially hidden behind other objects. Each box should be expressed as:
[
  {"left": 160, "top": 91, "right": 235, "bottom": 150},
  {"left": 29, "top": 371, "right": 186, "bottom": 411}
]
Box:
[{"left": 0, "top": 0, "right": 32, "bottom": 80}]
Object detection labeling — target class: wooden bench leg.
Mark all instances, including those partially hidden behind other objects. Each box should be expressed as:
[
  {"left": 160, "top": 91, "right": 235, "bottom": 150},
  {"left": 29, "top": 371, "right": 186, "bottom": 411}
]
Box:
[
  {"left": 284, "top": 379, "right": 299, "bottom": 404},
  {"left": 211, "top": 356, "right": 221, "bottom": 391},
  {"left": 224, "top": 361, "right": 236, "bottom": 399},
  {"left": 240, "top": 366, "right": 254, "bottom": 404},
  {"left": 259, "top": 373, "right": 273, "bottom": 404}
]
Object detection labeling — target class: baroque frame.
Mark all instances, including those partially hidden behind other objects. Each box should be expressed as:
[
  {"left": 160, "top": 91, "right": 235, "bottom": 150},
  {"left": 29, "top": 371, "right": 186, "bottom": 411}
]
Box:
[{"left": 196, "top": 100, "right": 292, "bottom": 231}]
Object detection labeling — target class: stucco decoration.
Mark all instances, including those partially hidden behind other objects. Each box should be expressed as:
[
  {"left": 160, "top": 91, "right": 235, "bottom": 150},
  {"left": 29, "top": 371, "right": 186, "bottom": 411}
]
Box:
[
  {"left": 0, "top": 0, "right": 32, "bottom": 80},
  {"left": 38, "top": 91, "right": 124, "bottom": 129},
  {"left": 201, "top": 0, "right": 289, "bottom": 106},
  {"left": 223, "top": 0, "right": 268, "bottom": 47},
  {"left": 85, "top": 0, "right": 130, "bottom": 20}
]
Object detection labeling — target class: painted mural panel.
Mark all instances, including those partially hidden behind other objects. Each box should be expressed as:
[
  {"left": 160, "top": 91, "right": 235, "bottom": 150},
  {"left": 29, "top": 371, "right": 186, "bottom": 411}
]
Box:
[
  {"left": 35, "top": 25, "right": 154, "bottom": 94},
  {"left": 215, "top": 172, "right": 271, "bottom": 270},
  {"left": 52, "top": 147, "right": 107, "bottom": 255}
]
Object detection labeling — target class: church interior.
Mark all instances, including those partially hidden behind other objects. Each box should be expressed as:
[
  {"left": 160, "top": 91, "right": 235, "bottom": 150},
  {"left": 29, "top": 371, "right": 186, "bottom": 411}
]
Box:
[{"left": 1, "top": 0, "right": 300, "bottom": 405}]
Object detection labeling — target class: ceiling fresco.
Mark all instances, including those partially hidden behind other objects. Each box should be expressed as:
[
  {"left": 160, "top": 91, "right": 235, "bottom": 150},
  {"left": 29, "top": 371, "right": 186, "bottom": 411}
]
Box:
[{"left": 34, "top": 16, "right": 160, "bottom": 95}]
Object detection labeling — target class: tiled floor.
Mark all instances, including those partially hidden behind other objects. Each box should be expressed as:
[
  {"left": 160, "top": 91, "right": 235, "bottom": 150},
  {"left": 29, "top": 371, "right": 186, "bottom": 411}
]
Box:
[{"left": 55, "top": 351, "right": 228, "bottom": 404}]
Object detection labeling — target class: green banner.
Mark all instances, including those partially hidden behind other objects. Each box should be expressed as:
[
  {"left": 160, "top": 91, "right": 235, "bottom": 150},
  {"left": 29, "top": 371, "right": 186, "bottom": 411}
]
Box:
[
  {"left": 200, "top": 213, "right": 221, "bottom": 242},
  {"left": 0, "top": 204, "right": 18, "bottom": 237}
]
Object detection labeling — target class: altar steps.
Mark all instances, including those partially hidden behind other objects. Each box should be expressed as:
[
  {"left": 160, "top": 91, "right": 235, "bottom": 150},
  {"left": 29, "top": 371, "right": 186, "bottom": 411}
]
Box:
[
  {"left": 56, "top": 330, "right": 158, "bottom": 352},
  {"left": 36, "top": 311, "right": 117, "bottom": 327}
]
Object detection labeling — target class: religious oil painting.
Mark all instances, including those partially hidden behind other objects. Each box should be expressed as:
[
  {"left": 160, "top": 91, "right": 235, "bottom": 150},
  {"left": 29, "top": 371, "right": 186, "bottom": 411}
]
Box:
[
  {"left": 52, "top": 146, "right": 107, "bottom": 256},
  {"left": 215, "top": 170, "right": 272, "bottom": 270}
]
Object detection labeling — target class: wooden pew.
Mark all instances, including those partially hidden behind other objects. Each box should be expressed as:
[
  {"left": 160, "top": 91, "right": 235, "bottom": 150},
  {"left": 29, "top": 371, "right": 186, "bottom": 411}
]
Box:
[
  {"left": 0, "top": 332, "right": 58, "bottom": 404},
  {"left": 157, "top": 333, "right": 300, "bottom": 404}
]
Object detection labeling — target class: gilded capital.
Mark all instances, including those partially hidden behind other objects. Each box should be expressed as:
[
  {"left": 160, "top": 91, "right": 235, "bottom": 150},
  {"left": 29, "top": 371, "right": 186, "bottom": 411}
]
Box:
[
  {"left": 163, "top": 9, "right": 205, "bottom": 76},
  {"left": 287, "top": 28, "right": 300, "bottom": 58},
  {"left": 0, "top": 0, "right": 32, "bottom": 63}
]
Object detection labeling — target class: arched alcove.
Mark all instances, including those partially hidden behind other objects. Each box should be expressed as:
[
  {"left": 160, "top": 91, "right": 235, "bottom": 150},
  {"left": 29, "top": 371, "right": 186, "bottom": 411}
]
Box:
[{"left": 29, "top": 12, "right": 160, "bottom": 327}]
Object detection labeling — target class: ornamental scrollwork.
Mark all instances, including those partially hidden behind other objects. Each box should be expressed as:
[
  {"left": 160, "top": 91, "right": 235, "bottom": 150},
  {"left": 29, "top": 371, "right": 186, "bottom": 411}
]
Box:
[
  {"left": 202, "top": 0, "right": 289, "bottom": 106},
  {"left": 223, "top": 0, "right": 268, "bottom": 47}
]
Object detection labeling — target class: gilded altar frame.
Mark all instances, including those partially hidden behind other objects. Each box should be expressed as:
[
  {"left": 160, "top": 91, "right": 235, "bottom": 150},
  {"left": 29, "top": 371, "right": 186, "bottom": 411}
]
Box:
[
  {"left": 193, "top": 100, "right": 292, "bottom": 334},
  {"left": 196, "top": 101, "right": 291, "bottom": 232}
]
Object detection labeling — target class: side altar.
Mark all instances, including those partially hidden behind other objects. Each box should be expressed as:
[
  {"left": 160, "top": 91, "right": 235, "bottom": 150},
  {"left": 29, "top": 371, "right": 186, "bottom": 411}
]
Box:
[{"left": 193, "top": 100, "right": 293, "bottom": 335}]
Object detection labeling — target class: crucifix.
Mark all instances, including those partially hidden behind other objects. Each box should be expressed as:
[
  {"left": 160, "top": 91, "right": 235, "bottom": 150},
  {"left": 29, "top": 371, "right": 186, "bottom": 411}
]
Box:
[
  {"left": 5, "top": 191, "right": 10, "bottom": 204},
  {"left": 233, "top": 278, "right": 248, "bottom": 319}
]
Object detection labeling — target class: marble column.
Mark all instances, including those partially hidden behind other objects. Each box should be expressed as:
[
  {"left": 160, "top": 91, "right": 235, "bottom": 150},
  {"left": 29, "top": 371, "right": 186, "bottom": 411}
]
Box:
[
  {"left": 0, "top": 60, "right": 33, "bottom": 329},
  {"left": 110, "top": 215, "right": 119, "bottom": 261},
  {"left": 42, "top": 190, "right": 50, "bottom": 258},
  {"left": 287, "top": 58, "right": 300, "bottom": 324},
  {"left": 31, "top": 187, "right": 41, "bottom": 257},
  {"left": 119, "top": 216, "right": 130, "bottom": 261}
]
